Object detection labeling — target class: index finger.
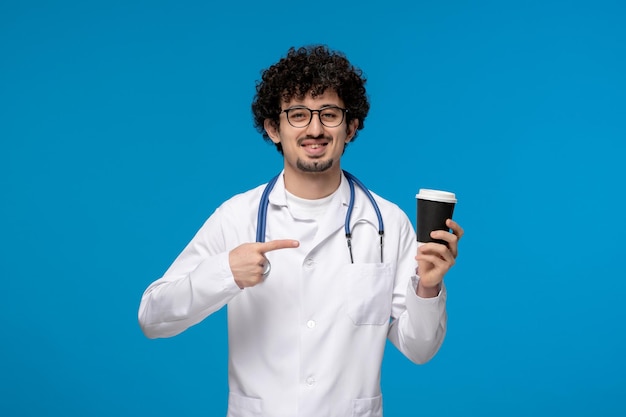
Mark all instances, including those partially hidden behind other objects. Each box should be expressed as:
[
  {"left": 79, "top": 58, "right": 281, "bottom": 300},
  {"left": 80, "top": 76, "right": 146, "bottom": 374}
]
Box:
[
  {"left": 446, "top": 219, "right": 464, "bottom": 239},
  {"left": 258, "top": 239, "right": 300, "bottom": 253}
]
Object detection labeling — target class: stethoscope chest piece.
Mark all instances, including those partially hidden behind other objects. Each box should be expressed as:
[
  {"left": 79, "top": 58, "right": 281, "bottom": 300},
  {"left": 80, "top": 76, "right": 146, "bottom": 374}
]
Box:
[{"left": 262, "top": 260, "right": 271, "bottom": 277}]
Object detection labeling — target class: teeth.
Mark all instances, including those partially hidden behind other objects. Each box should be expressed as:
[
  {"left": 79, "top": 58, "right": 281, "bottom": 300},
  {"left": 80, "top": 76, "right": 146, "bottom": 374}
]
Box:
[{"left": 301, "top": 143, "right": 326, "bottom": 149}]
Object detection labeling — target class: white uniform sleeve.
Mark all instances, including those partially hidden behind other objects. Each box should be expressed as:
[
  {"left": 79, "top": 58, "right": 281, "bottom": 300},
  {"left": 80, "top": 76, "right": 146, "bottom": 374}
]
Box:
[
  {"left": 387, "top": 213, "right": 447, "bottom": 364},
  {"left": 138, "top": 207, "right": 242, "bottom": 339}
]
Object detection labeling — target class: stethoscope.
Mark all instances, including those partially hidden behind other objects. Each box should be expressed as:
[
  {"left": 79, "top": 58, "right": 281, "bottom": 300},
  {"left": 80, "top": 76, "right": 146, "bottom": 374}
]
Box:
[{"left": 256, "top": 170, "right": 384, "bottom": 275}]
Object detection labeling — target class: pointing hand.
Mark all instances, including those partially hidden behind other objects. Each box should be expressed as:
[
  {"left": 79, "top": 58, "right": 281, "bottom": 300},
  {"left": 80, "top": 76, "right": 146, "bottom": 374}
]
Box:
[{"left": 229, "top": 240, "right": 300, "bottom": 288}]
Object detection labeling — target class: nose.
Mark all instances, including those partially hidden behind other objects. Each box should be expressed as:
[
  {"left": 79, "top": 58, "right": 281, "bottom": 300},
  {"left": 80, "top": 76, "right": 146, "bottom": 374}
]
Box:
[{"left": 306, "top": 110, "right": 325, "bottom": 136}]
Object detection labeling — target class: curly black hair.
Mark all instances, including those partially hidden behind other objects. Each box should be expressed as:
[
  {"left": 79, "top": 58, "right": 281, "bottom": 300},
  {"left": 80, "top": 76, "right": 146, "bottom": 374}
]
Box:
[{"left": 251, "top": 45, "right": 370, "bottom": 154}]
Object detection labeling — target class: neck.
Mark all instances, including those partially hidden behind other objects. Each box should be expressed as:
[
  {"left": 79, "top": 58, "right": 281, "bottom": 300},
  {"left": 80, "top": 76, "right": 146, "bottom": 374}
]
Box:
[{"left": 283, "top": 166, "right": 342, "bottom": 199}]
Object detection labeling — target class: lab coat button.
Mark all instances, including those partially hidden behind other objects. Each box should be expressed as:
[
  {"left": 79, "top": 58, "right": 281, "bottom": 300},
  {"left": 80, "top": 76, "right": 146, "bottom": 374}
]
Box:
[
  {"left": 306, "top": 377, "right": 316, "bottom": 386},
  {"left": 304, "top": 258, "right": 314, "bottom": 268},
  {"left": 307, "top": 320, "right": 316, "bottom": 329}
]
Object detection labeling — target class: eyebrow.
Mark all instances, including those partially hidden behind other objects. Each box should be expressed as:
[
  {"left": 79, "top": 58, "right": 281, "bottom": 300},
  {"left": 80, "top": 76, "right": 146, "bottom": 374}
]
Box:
[{"left": 284, "top": 104, "right": 340, "bottom": 110}]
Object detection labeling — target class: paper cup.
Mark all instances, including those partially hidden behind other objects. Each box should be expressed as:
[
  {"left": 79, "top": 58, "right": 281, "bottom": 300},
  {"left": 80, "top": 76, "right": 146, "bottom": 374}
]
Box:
[{"left": 416, "top": 189, "right": 457, "bottom": 245}]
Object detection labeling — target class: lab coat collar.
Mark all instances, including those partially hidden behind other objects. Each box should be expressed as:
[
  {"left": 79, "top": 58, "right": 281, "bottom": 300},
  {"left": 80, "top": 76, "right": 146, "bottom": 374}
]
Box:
[
  {"left": 266, "top": 170, "right": 361, "bottom": 209},
  {"left": 266, "top": 170, "right": 378, "bottom": 237}
]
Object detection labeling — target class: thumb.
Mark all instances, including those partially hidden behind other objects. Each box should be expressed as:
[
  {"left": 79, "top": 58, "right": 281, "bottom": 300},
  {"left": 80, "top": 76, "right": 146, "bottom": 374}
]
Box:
[{"left": 258, "top": 239, "right": 300, "bottom": 254}]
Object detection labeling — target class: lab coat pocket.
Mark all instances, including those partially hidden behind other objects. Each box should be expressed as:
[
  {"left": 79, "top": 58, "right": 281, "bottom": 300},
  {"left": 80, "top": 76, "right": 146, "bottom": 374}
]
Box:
[
  {"left": 227, "top": 392, "right": 262, "bottom": 417},
  {"left": 352, "top": 394, "right": 383, "bottom": 417},
  {"left": 343, "top": 263, "right": 394, "bottom": 325}
]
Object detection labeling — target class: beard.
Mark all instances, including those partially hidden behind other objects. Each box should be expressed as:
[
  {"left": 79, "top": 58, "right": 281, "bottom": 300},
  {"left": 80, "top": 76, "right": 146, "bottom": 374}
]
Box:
[{"left": 296, "top": 158, "right": 334, "bottom": 173}]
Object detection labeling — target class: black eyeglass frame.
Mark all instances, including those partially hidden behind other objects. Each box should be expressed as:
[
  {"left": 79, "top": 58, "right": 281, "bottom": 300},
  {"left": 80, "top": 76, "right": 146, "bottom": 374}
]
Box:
[{"left": 281, "top": 106, "right": 349, "bottom": 128}]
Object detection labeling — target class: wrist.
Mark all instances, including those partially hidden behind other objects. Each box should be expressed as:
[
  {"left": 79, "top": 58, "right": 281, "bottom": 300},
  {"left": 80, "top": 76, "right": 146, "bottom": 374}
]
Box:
[{"left": 416, "top": 282, "right": 440, "bottom": 298}]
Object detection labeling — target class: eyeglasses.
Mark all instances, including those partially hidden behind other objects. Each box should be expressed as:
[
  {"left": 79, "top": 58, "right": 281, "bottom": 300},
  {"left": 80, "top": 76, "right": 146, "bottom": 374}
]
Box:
[{"left": 282, "top": 106, "right": 348, "bottom": 128}]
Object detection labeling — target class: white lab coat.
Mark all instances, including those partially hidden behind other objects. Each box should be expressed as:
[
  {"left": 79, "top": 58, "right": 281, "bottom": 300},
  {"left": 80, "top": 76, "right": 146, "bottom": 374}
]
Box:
[{"left": 138, "top": 172, "right": 447, "bottom": 417}]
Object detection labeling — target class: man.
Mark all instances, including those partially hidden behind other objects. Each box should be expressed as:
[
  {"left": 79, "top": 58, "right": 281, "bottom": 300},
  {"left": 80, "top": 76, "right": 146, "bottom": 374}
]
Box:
[{"left": 139, "top": 45, "right": 464, "bottom": 417}]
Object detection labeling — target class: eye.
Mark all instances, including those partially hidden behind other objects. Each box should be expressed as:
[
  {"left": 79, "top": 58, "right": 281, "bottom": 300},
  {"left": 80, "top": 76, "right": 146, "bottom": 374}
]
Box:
[
  {"left": 289, "top": 109, "right": 308, "bottom": 120},
  {"left": 321, "top": 108, "right": 340, "bottom": 120}
]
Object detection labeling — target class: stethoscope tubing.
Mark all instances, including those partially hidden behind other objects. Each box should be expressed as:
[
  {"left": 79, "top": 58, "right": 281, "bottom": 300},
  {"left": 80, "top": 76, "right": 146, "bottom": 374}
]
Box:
[
  {"left": 256, "top": 174, "right": 279, "bottom": 243},
  {"left": 256, "top": 170, "right": 384, "bottom": 263}
]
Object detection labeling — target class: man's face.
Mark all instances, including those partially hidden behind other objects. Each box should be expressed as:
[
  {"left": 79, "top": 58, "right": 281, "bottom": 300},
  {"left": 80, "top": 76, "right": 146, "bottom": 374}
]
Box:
[{"left": 264, "top": 89, "right": 358, "bottom": 178}]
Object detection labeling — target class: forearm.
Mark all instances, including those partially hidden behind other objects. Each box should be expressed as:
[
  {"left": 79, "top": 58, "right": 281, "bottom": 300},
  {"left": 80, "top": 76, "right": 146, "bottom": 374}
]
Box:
[
  {"left": 138, "top": 252, "right": 240, "bottom": 338},
  {"left": 388, "top": 279, "right": 447, "bottom": 364}
]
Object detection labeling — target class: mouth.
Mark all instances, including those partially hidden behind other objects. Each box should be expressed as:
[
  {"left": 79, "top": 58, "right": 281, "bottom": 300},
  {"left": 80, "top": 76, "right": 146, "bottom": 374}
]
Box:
[{"left": 299, "top": 139, "right": 330, "bottom": 156}]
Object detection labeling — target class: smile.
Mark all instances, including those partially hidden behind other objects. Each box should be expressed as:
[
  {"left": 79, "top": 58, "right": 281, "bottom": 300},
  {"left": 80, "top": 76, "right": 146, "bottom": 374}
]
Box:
[
  {"left": 300, "top": 140, "right": 329, "bottom": 156},
  {"left": 299, "top": 138, "right": 330, "bottom": 148}
]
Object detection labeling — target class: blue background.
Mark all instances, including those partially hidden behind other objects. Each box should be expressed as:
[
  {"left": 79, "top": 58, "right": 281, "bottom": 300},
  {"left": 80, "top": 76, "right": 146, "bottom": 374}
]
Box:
[{"left": 1, "top": 0, "right": 625, "bottom": 416}]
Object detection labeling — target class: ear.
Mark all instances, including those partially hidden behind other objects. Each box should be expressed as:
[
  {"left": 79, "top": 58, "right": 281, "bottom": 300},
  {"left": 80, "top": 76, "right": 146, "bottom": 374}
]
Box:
[
  {"left": 264, "top": 119, "right": 281, "bottom": 144},
  {"left": 345, "top": 118, "right": 359, "bottom": 143}
]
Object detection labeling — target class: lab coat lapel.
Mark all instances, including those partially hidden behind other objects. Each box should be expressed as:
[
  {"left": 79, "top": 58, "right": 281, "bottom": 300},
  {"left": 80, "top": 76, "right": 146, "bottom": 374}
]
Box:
[{"left": 311, "top": 172, "right": 353, "bottom": 249}]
